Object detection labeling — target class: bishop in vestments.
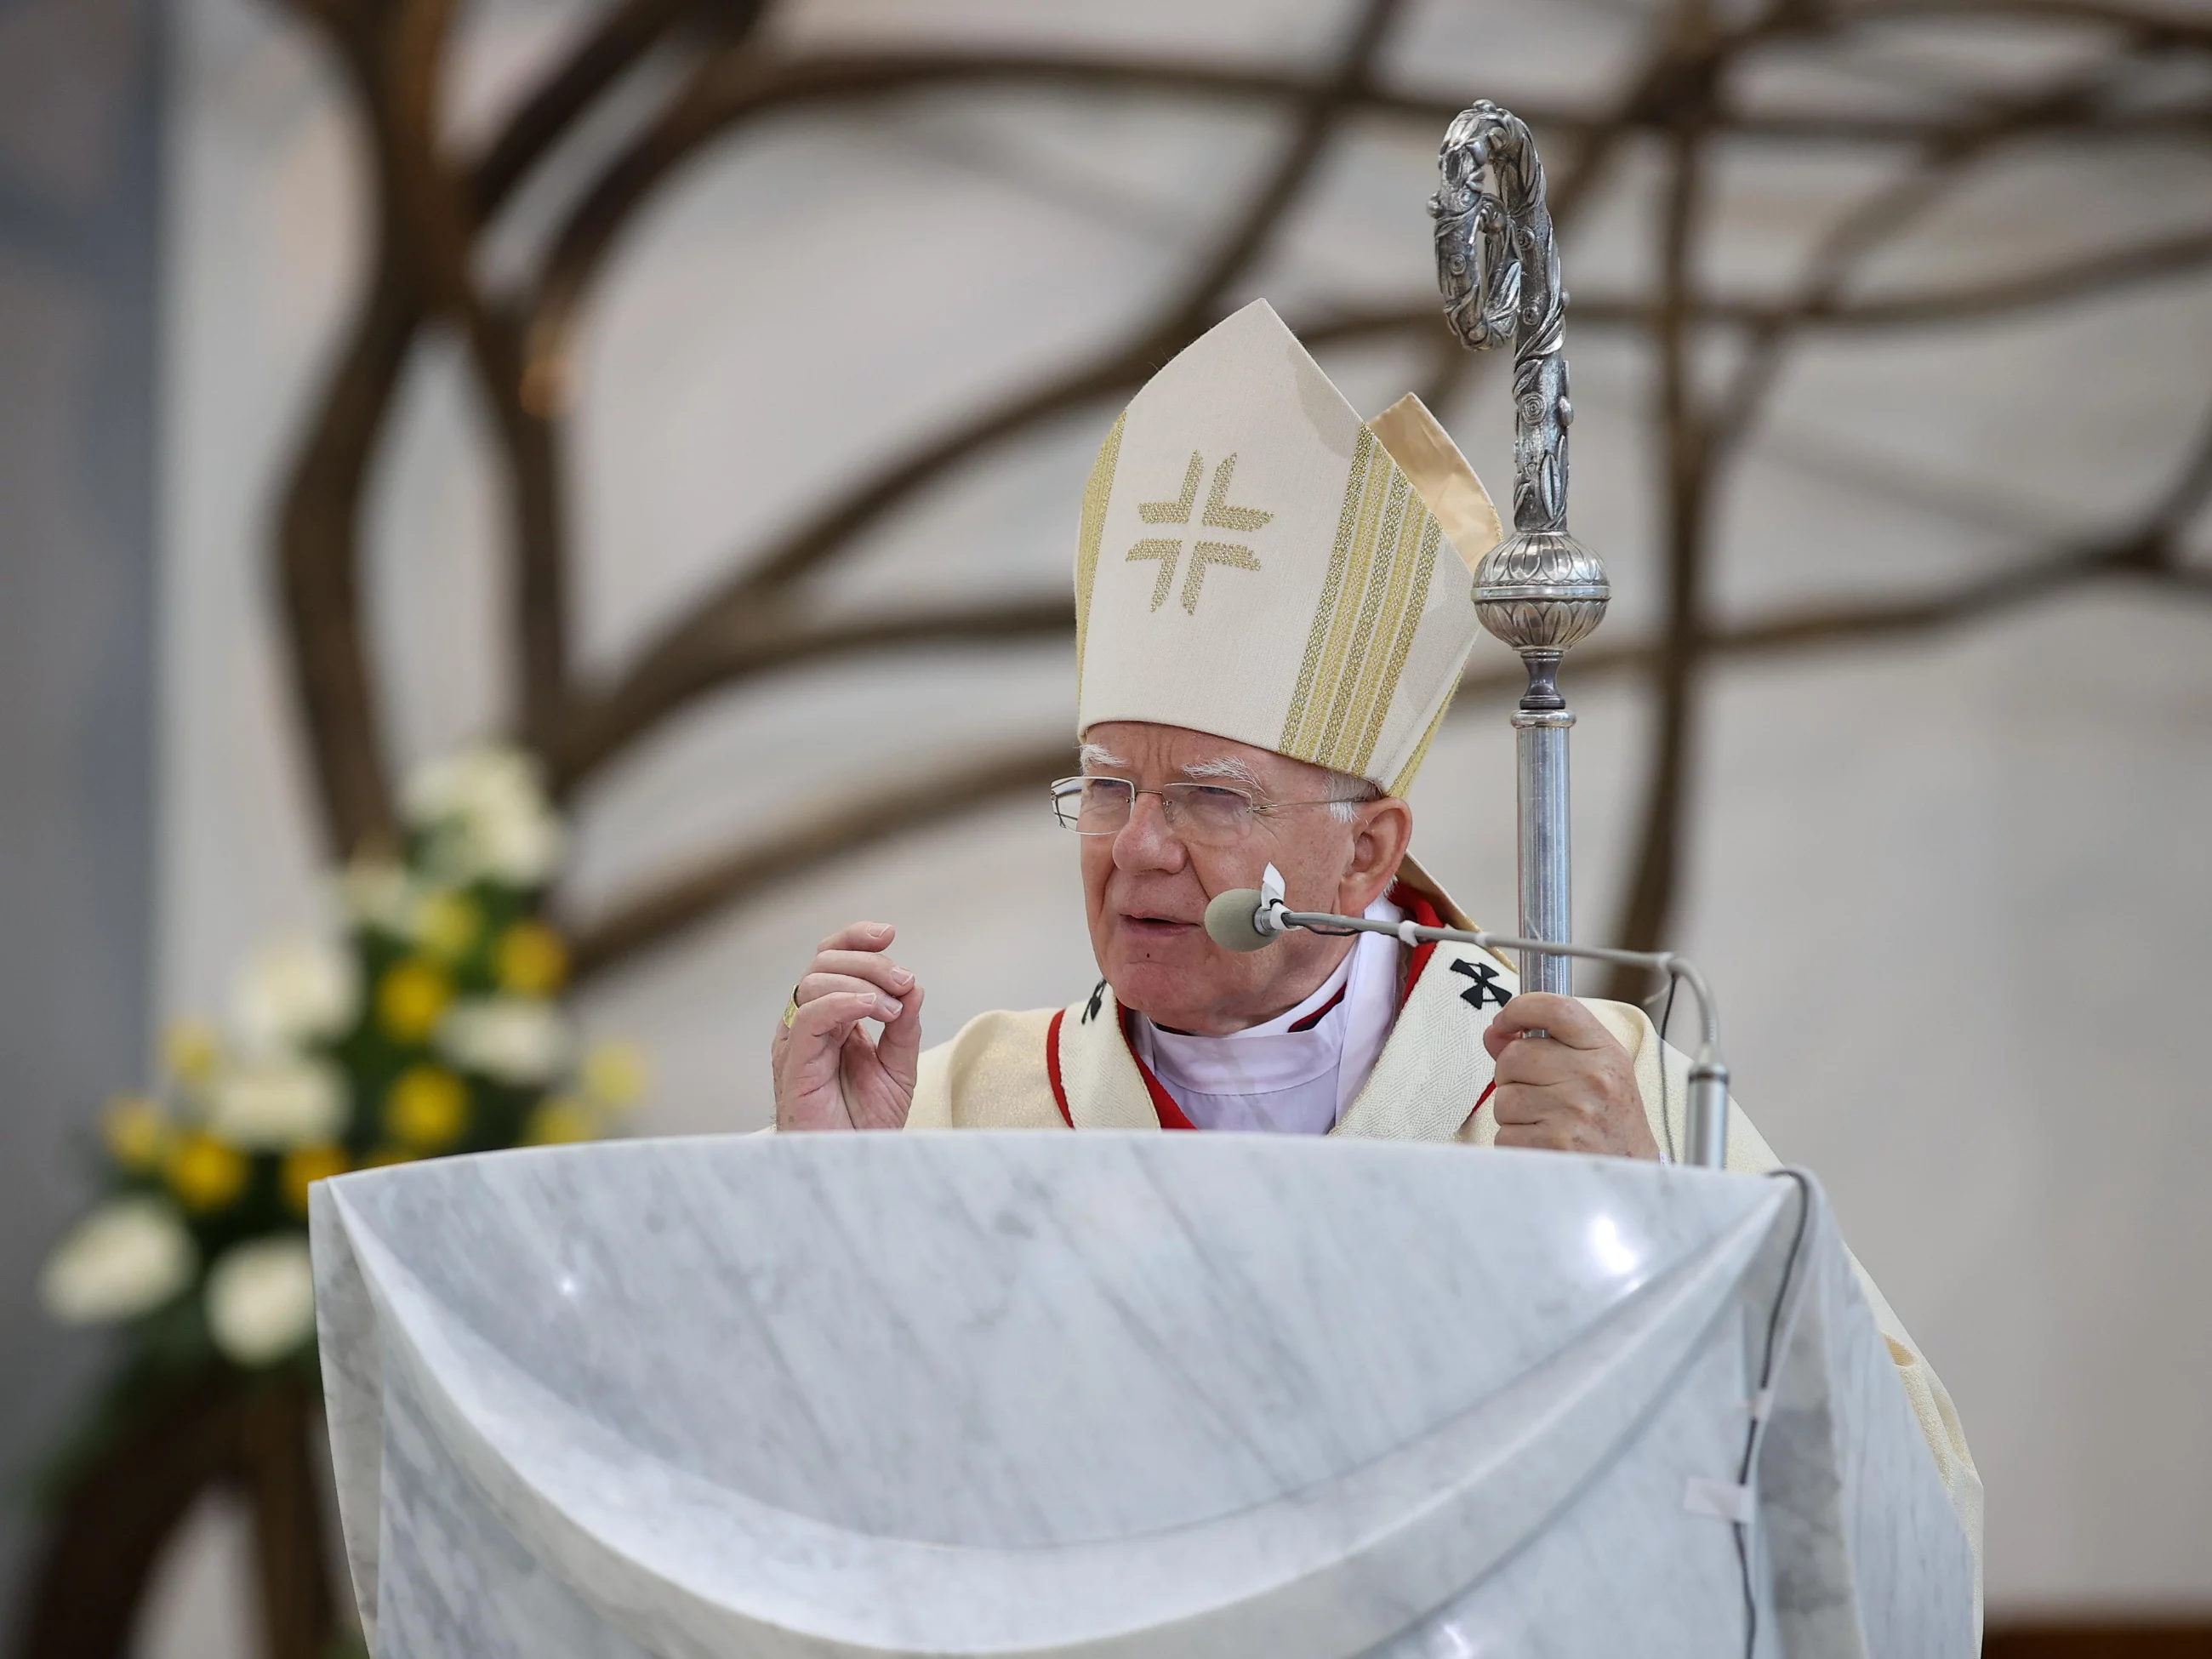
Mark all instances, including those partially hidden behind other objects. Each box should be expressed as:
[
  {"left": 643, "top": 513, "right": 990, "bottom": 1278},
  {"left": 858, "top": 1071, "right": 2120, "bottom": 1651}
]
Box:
[{"left": 767, "top": 299, "right": 1981, "bottom": 1592}]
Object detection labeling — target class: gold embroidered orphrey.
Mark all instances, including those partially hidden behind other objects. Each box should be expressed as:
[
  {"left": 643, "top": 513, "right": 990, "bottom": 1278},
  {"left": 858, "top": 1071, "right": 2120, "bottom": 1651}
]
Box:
[{"left": 1126, "top": 450, "right": 1274, "bottom": 614}]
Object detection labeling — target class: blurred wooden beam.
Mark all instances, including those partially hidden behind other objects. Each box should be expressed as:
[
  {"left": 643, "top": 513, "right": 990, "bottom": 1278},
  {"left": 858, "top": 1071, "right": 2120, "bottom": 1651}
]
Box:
[
  {"left": 566, "top": 740, "right": 1074, "bottom": 979},
  {"left": 1984, "top": 1623, "right": 2212, "bottom": 1658}
]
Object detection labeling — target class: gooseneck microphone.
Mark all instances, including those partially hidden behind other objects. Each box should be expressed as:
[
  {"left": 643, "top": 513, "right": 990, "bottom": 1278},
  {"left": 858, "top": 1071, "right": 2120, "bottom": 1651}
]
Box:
[
  {"left": 1203, "top": 886, "right": 1284, "bottom": 953},
  {"left": 1202, "top": 875, "right": 1732, "bottom": 1171}
]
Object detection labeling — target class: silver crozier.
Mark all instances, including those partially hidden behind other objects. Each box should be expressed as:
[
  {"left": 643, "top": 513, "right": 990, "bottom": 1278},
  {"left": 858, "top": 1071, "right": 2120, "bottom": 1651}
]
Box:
[{"left": 1432, "top": 101, "right": 1610, "bottom": 998}]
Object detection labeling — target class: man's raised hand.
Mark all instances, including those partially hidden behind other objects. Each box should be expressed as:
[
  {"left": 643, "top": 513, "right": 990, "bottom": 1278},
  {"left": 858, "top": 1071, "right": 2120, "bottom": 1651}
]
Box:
[
  {"left": 772, "top": 921, "right": 924, "bottom": 1132},
  {"left": 1484, "top": 993, "right": 1659, "bottom": 1160}
]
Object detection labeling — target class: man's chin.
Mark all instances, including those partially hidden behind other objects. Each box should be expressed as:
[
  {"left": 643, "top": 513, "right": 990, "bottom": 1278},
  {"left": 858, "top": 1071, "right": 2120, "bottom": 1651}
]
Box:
[{"left": 1100, "top": 944, "right": 1219, "bottom": 1023}]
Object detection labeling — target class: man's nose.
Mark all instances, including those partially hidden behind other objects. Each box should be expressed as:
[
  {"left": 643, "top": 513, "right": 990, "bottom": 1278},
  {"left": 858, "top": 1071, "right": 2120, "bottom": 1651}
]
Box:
[{"left": 1113, "top": 791, "right": 1186, "bottom": 873}]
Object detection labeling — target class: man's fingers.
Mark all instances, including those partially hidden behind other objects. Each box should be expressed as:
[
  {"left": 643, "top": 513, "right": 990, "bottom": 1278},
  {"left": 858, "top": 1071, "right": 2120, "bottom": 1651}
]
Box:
[
  {"left": 797, "top": 971, "right": 906, "bottom": 1021},
  {"left": 1488, "top": 1081, "right": 1576, "bottom": 1126},
  {"left": 817, "top": 921, "right": 897, "bottom": 955},
  {"left": 805, "top": 949, "right": 915, "bottom": 997},
  {"left": 788, "top": 990, "right": 892, "bottom": 1053},
  {"left": 774, "top": 924, "right": 908, "bottom": 1134},
  {"left": 1491, "top": 1036, "right": 1590, "bottom": 1088},
  {"left": 1485, "top": 992, "right": 1611, "bottom": 1056},
  {"left": 1494, "top": 1120, "right": 1571, "bottom": 1152},
  {"left": 776, "top": 992, "right": 881, "bottom": 1130}
]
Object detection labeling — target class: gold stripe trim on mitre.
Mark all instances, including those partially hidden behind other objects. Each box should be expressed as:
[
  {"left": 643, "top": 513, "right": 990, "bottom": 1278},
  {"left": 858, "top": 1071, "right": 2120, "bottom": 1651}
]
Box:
[
  {"left": 1312, "top": 467, "right": 1411, "bottom": 764},
  {"left": 1349, "top": 516, "right": 1441, "bottom": 776},
  {"left": 1388, "top": 683, "right": 1457, "bottom": 797},
  {"left": 1075, "top": 409, "right": 1127, "bottom": 683},
  {"left": 1280, "top": 428, "right": 1444, "bottom": 776},
  {"left": 1280, "top": 425, "right": 1372, "bottom": 761}
]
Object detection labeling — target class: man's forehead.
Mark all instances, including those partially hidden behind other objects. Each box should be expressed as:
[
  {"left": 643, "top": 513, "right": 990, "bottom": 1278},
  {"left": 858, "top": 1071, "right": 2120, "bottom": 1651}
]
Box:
[{"left": 1081, "top": 723, "right": 1309, "bottom": 780}]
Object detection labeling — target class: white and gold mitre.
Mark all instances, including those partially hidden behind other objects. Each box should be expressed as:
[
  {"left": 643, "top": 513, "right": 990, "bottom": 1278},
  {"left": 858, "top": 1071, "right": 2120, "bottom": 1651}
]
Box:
[{"left": 1074, "top": 299, "right": 1500, "bottom": 794}]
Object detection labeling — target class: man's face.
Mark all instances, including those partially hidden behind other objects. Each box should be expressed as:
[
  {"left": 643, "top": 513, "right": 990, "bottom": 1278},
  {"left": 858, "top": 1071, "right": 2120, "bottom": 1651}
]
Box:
[{"left": 1079, "top": 721, "right": 1413, "bottom": 1036}]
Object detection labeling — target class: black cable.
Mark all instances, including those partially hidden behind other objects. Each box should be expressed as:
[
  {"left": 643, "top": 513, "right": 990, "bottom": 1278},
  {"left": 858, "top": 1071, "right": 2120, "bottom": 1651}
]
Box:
[{"left": 1655, "top": 971, "right": 1681, "bottom": 1165}]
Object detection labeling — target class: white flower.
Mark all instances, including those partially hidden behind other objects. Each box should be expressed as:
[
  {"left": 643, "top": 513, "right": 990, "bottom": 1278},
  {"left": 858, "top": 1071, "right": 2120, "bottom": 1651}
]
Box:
[
  {"left": 404, "top": 744, "right": 564, "bottom": 887},
  {"left": 204, "top": 1235, "right": 316, "bottom": 1366},
  {"left": 465, "top": 799, "right": 564, "bottom": 886},
  {"left": 40, "top": 1196, "right": 197, "bottom": 1324},
  {"left": 207, "top": 1058, "right": 348, "bottom": 1149},
  {"left": 337, "top": 857, "right": 419, "bottom": 936},
  {"left": 232, "top": 936, "right": 360, "bottom": 1052},
  {"left": 437, "top": 996, "right": 571, "bottom": 1086},
  {"left": 405, "top": 744, "right": 535, "bottom": 824}
]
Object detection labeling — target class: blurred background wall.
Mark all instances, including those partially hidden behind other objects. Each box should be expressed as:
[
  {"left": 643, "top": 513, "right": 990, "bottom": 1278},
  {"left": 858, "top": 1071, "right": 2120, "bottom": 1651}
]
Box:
[
  {"left": 5, "top": 0, "right": 2212, "bottom": 1652},
  {"left": 0, "top": 0, "right": 161, "bottom": 1634}
]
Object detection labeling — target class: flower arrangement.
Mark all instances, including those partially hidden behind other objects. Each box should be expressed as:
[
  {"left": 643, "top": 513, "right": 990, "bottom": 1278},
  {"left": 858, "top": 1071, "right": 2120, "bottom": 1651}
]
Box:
[{"left": 37, "top": 744, "right": 643, "bottom": 1429}]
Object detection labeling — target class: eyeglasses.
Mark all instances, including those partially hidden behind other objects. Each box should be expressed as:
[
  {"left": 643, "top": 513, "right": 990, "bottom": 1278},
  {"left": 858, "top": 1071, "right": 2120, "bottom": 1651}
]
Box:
[{"left": 1048, "top": 776, "right": 1354, "bottom": 847}]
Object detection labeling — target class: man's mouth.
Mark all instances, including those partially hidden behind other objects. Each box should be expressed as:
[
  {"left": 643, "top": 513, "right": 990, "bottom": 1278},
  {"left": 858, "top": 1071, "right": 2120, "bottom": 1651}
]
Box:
[{"left": 1120, "top": 912, "right": 1197, "bottom": 935}]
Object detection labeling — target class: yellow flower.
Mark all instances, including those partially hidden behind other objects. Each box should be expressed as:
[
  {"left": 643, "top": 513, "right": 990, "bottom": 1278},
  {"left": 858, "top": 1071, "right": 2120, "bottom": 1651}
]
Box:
[
  {"left": 162, "top": 1021, "right": 221, "bottom": 1086},
  {"left": 494, "top": 921, "right": 568, "bottom": 995},
  {"left": 101, "top": 1094, "right": 171, "bottom": 1171},
  {"left": 522, "top": 1095, "right": 596, "bottom": 1145},
  {"left": 580, "top": 1042, "right": 648, "bottom": 1110},
  {"left": 165, "top": 1132, "right": 248, "bottom": 1213},
  {"left": 377, "top": 960, "right": 452, "bottom": 1044},
  {"left": 413, "top": 890, "right": 481, "bottom": 962},
  {"left": 362, "top": 1144, "right": 419, "bottom": 1169},
  {"left": 280, "top": 1143, "right": 351, "bottom": 1216},
  {"left": 385, "top": 1065, "right": 468, "bottom": 1151}
]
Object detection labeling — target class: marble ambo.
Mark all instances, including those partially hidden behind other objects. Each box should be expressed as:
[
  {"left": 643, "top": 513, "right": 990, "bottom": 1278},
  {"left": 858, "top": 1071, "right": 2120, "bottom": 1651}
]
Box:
[{"left": 311, "top": 1132, "right": 1974, "bottom": 1657}]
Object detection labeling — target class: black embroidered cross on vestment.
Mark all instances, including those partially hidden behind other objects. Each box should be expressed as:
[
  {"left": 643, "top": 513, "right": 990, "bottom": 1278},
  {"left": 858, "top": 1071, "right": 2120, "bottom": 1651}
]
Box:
[{"left": 1449, "top": 958, "right": 1514, "bottom": 1011}]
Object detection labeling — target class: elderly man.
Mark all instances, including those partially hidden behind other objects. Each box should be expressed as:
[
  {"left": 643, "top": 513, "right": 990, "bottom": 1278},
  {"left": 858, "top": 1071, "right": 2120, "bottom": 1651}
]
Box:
[{"left": 767, "top": 301, "right": 1981, "bottom": 1582}]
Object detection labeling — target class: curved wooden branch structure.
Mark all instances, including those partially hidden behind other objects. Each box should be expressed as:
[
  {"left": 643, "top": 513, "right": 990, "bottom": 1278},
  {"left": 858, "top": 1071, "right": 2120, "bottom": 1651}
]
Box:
[{"left": 9, "top": 1377, "right": 331, "bottom": 1659}]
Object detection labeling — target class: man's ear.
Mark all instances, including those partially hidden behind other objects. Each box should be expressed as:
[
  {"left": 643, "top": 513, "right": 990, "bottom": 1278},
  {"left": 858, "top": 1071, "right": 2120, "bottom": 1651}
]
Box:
[{"left": 1341, "top": 797, "right": 1414, "bottom": 913}]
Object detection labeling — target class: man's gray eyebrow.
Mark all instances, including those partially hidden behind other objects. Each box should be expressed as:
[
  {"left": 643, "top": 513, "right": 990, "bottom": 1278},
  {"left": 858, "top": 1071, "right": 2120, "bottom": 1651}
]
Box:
[
  {"left": 1078, "top": 743, "right": 1129, "bottom": 772},
  {"left": 1181, "top": 755, "right": 1265, "bottom": 790}
]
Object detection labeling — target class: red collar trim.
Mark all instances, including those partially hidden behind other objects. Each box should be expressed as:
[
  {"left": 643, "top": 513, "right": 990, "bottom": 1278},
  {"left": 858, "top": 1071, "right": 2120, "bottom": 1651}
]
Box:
[
  {"left": 1120, "top": 1006, "right": 1199, "bottom": 1130},
  {"left": 1043, "top": 1003, "right": 1197, "bottom": 1131},
  {"left": 1046, "top": 1008, "right": 1073, "bottom": 1126},
  {"left": 1287, "top": 983, "right": 1348, "bottom": 1032},
  {"left": 1389, "top": 878, "right": 1444, "bottom": 1011}
]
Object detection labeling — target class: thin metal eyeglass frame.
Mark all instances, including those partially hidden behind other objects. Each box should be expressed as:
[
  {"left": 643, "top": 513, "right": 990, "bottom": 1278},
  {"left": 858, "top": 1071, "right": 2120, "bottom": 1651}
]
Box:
[{"left": 1046, "top": 777, "right": 1362, "bottom": 841}]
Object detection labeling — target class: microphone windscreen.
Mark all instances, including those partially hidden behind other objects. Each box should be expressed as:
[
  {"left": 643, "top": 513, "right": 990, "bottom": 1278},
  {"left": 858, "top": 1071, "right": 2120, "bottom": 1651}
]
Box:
[{"left": 1205, "top": 888, "right": 1277, "bottom": 953}]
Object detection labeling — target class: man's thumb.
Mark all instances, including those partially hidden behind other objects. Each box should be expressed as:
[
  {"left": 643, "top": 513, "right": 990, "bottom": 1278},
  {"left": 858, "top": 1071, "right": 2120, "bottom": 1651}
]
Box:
[{"left": 875, "top": 983, "right": 926, "bottom": 1087}]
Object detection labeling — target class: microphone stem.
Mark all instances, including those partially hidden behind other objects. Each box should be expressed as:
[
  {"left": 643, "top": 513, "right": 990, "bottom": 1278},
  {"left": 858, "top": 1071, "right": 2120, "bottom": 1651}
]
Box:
[{"left": 1270, "top": 907, "right": 1730, "bottom": 1168}]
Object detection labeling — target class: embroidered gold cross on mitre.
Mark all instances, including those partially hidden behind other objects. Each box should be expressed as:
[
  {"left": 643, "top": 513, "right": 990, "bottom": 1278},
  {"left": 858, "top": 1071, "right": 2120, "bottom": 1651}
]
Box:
[{"left": 1126, "top": 452, "right": 1272, "bottom": 614}]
